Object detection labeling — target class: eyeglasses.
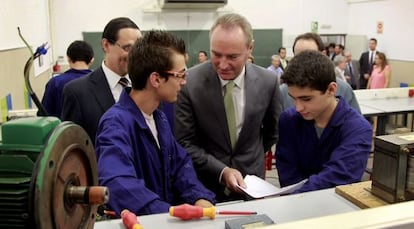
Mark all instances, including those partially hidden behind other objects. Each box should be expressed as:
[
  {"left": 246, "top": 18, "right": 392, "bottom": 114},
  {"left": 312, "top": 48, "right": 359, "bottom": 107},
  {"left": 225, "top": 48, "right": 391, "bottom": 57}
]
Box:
[
  {"left": 160, "top": 69, "right": 187, "bottom": 80},
  {"left": 108, "top": 39, "right": 133, "bottom": 52}
]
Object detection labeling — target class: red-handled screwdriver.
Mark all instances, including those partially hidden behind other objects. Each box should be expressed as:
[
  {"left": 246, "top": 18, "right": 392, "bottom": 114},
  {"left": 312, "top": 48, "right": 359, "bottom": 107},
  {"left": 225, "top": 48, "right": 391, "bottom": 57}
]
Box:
[
  {"left": 121, "top": 209, "right": 143, "bottom": 229},
  {"left": 169, "top": 204, "right": 257, "bottom": 220}
]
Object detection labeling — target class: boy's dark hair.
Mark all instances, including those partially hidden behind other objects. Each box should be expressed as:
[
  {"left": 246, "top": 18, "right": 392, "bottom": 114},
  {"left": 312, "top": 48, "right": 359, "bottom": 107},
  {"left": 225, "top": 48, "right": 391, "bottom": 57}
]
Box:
[
  {"left": 199, "top": 50, "right": 208, "bottom": 56},
  {"left": 292, "top": 33, "right": 325, "bottom": 54},
  {"left": 66, "top": 40, "right": 94, "bottom": 64},
  {"left": 102, "top": 17, "right": 139, "bottom": 43},
  {"left": 281, "top": 50, "right": 335, "bottom": 92},
  {"left": 278, "top": 47, "right": 286, "bottom": 53},
  {"left": 128, "top": 30, "right": 186, "bottom": 90}
]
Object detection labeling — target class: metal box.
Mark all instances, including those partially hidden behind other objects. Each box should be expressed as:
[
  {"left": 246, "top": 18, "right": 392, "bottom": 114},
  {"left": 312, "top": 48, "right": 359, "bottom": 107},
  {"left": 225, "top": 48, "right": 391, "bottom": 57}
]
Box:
[{"left": 371, "top": 133, "right": 414, "bottom": 203}]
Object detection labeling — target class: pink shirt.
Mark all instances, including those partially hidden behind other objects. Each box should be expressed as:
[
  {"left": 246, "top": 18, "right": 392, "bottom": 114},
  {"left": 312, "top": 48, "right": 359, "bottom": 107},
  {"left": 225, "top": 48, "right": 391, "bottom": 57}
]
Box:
[{"left": 370, "top": 65, "right": 390, "bottom": 89}]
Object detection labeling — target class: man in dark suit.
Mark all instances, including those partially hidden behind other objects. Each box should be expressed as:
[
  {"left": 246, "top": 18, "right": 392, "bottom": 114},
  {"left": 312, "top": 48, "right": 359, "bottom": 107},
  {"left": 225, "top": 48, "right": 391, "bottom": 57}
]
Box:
[
  {"left": 359, "top": 38, "right": 377, "bottom": 89},
  {"left": 278, "top": 47, "right": 288, "bottom": 71},
  {"left": 61, "top": 17, "right": 141, "bottom": 143},
  {"left": 175, "top": 13, "right": 281, "bottom": 202}
]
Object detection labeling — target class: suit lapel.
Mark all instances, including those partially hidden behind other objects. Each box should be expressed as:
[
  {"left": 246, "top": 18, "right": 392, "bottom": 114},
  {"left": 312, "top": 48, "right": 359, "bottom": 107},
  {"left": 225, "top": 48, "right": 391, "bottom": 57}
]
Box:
[
  {"left": 89, "top": 67, "right": 115, "bottom": 111},
  {"left": 238, "top": 65, "right": 258, "bottom": 144},
  {"left": 203, "top": 68, "right": 233, "bottom": 150}
]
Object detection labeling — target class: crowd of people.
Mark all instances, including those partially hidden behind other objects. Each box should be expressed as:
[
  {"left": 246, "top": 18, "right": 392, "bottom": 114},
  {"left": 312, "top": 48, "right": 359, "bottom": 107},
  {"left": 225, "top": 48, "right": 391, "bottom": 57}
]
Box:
[{"left": 39, "top": 13, "right": 385, "bottom": 218}]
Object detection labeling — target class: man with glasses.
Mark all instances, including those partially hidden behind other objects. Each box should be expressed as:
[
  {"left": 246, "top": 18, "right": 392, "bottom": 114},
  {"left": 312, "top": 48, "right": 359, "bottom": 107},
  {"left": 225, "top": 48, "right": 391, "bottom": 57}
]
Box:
[
  {"left": 175, "top": 13, "right": 281, "bottom": 202},
  {"left": 95, "top": 30, "right": 215, "bottom": 216},
  {"left": 61, "top": 17, "right": 141, "bottom": 143}
]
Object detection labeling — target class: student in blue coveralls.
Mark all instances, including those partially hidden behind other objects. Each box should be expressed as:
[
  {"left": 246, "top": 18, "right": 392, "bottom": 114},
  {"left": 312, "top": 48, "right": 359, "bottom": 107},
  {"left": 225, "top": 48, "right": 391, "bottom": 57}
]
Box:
[
  {"left": 39, "top": 40, "right": 94, "bottom": 117},
  {"left": 95, "top": 30, "right": 215, "bottom": 216},
  {"left": 275, "top": 50, "right": 372, "bottom": 193}
]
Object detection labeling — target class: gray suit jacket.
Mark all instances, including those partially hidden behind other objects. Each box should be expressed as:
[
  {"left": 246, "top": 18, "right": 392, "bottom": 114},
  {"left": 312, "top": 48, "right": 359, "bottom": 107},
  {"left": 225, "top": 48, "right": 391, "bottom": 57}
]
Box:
[
  {"left": 175, "top": 62, "right": 281, "bottom": 198},
  {"left": 344, "top": 60, "right": 360, "bottom": 89}
]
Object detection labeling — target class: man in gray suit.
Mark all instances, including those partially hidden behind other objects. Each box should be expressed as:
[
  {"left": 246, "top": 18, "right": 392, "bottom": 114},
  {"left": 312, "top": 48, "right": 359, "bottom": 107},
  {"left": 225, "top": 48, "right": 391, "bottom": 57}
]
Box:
[
  {"left": 279, "top": 33, "right": 361, "bottom": 114},
  {"left": 344, "top": 50, "right": 360, "bottom": 89},
  {"left": 175, "top": 13, "right": 281, "bottom": 202}
]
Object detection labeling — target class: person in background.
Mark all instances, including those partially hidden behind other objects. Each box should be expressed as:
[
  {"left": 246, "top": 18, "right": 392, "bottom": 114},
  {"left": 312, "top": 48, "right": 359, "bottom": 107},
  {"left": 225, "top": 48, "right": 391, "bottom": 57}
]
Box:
[
  {"left": 267, "top": 54, "right": 284, "bottom": 82},
  {"left": 175, "top": 13, "right": 280, "bottom": 202},
  {"left": 278, "top": 47, "right": 288, "bottom": 70},
  {"left": 39, "top": 40, "right": 94, "bottom": 117},
  {"left": 344, "top": 50, "right": 360, "bottom": 89},
  {"left": 334, "top": 44, "right": 345, "bottom": 56},
  {"left": 333, "top": 55, "right": 347, "bottom": 82},
  {"left": 61, "top": 17, "right": 141, "bottom": 143},
  {"left": 327, "top": 42, "right": 336, "bottom": 60},
  {"left": 367, "top": 52, "right": 391, "bottom": 89},
  {"left": 359, "top": 38, "right": 378, "bottom": 89},
  {"left": 95, "top": 30, "right": 215, "bottom": 216},
  {"left": 198, "top": 50, "right": 208, "bottom": 64},
  {"left": 367, "top": 52, "right": 391, "bottom": 134},
  {"left": 279, "top": 32, "right": 361, "bottom": 113},
  {"left": 276, "top": 50, "right": 372, "bottom": 194}
]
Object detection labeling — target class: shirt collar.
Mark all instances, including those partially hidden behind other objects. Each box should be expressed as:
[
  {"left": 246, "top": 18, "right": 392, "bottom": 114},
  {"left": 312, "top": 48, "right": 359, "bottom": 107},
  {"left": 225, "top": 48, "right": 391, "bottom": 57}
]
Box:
[
  {"left": 218, "top": 65, "right": 246, "bottom": 88},
  {"left": 101, "top": 61, "right": 130, "bottom": 89}
]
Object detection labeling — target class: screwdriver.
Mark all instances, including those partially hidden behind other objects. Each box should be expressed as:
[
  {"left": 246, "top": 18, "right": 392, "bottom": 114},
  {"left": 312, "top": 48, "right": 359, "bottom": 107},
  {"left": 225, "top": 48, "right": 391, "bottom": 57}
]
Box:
[
  {"left": 121, "top": 209, "right": 143, "bottom": 229},
  {"left": 169, "top": 204, "right": 257, "bottom": 220}
]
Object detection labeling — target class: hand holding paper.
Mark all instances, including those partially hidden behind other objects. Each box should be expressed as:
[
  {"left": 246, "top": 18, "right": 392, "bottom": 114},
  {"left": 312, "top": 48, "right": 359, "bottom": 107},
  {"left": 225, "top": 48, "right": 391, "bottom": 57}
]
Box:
[{"left": 237, "top": 175, "right": 308, "bottom": 198}]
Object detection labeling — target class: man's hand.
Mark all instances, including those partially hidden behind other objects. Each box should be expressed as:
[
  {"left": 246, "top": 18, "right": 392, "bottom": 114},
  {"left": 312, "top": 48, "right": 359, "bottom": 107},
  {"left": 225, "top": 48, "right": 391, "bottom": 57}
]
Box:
[
  {"left": 221, "top": 167, "right": 246, "bottom": 193},
  {"left": 364, "top": 73, "right": 370, "bottom": 79},
  {"left": 194, "top": 199, "right": 214, "bottom": 208}
]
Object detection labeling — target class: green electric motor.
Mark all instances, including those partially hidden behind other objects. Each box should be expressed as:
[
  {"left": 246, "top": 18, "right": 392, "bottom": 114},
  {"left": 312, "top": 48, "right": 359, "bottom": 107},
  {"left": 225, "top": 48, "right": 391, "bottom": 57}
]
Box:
[{"left": 0, "top": 117, "right": 108, "bottom": 228}]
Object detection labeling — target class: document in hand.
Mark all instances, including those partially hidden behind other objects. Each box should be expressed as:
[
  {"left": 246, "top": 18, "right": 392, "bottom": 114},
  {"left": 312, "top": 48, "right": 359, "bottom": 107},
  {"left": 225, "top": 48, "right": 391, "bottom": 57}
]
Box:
[{"left": 237, "top": 175, "right": 308, "bottom": 198}]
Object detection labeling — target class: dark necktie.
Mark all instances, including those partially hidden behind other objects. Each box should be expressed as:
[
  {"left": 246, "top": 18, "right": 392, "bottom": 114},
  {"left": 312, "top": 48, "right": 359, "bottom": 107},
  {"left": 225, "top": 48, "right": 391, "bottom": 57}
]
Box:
[
  {"left": 118, "top": 77, "right": 130, "bottom": 88},
  {"left": 369, "top": 52, "right": 374, "bottom": 65},
  {"left": 348, "top": 63, "right": 355, "bottom": 85}
]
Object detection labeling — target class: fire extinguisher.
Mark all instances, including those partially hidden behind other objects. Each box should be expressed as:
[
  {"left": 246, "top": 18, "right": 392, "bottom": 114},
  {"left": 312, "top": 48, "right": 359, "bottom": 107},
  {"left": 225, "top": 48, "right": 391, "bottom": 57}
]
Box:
[{"left": 52, "top": 60, "right": 61, "bottom": 73}]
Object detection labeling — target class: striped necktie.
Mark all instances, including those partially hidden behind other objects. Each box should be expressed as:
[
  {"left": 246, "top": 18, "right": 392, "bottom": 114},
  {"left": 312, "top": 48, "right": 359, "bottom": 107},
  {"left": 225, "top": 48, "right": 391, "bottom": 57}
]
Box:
[{"left": 118, "top": 77, "right": 130, "bottom": 88}]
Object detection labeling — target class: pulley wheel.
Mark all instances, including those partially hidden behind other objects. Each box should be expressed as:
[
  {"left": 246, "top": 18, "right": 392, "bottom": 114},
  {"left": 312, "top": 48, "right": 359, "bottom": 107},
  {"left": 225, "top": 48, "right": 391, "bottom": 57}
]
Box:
[{"left": 33, "top": 121, "right": 99, "bottom": 228}]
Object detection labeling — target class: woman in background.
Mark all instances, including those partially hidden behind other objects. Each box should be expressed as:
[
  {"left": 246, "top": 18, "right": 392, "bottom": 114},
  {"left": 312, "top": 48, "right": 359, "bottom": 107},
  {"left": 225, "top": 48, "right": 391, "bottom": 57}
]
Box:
[
  {"left": 367, "top": 52, "right": 391, "bottom": 89},
  {"left": 367, "top": 52, "right": 391, "bottom": 135}
]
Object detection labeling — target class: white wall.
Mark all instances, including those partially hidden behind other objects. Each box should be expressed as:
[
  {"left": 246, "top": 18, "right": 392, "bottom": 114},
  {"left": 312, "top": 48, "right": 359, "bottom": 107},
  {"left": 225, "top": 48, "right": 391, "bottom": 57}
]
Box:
[
  {"left": 50, "top": 0, "right": 350, "bottom": 59},
  {"left": 1, "top": 0, "right": 51, "bottom": 76},
  {"left": 3, "top": 0, "right": 414, "bottom": 62},
  {"left": 348, "top": 0, "right": 414, "bottom": 61}
]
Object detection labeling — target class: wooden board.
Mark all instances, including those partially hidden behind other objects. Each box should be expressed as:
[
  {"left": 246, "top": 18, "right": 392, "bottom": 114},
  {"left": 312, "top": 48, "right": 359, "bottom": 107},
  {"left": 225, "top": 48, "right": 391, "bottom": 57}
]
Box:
[{"left": 335, "top": 181, "right": 388, "bottom": 209}]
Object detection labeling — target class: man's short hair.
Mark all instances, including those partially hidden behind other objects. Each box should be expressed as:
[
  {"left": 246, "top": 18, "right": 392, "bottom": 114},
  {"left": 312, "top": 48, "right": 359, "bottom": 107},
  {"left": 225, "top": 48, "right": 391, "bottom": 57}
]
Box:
[
  {"left": 281, "top": 50, "right": 335, "bottom": 92},
  {"left": 66, "top": 40, "right": 94, "bottom": 64},
  {"left": 102, "top": 17, "right": 139, "bottom": 44},
  {"left": 292, "top": 33, "right": 325, "bottom": 54},
  {"left": 333, "top": 55, "right": 346, "bottom": 66},
  {"left": 210, "top": 13, "right": 253, "bottom": 48},
  {"left": 128, "top": 30, "right": 186, "bottom": 90},
  {"left": 198, "top": 50, "right": 208, "bottom": 57}
]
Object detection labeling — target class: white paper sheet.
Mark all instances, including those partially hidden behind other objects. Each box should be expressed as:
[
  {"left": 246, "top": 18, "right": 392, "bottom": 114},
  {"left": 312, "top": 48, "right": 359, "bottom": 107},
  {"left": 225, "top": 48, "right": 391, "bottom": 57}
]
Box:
[{"left": 237, "top": 175, "right": 308, "bottom": 198}]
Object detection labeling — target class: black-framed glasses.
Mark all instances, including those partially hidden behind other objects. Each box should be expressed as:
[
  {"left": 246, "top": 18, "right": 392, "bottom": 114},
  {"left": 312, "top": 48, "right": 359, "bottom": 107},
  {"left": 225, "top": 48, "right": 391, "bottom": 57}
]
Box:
[
  {"left": 160, "top": 69, "right": 187, "bottom": 80},
  {"left": 108, "top": 39, "right": 133, "bottom": 52},
  {"left": 114, "top": 42, "right": 132, "bottom": 52}
]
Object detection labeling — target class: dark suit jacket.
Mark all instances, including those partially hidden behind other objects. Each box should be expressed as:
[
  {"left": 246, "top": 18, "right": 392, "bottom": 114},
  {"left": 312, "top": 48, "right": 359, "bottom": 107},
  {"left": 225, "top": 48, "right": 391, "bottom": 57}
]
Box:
[
  {"left": 280, "top": 59, "right": 288, "bottom": 71},
  {"left": 61, "top": 67, "right": 114, "bottom": 144},
  {"left": 175, "top": 62, "right": 281, "bottom": 200},
  {"left": 359, "top": 51, "right": 375, "bottom": 89}
]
